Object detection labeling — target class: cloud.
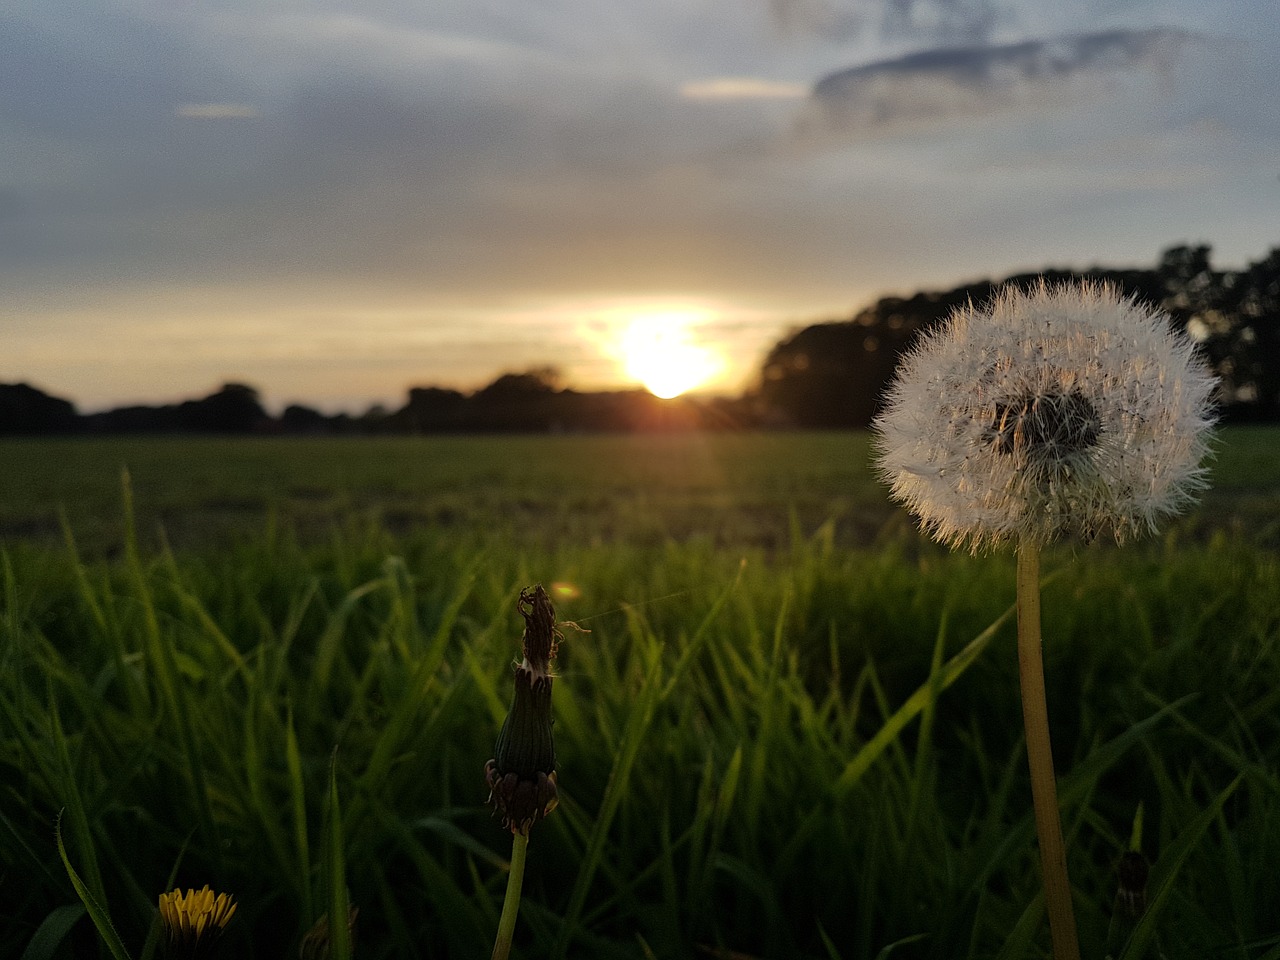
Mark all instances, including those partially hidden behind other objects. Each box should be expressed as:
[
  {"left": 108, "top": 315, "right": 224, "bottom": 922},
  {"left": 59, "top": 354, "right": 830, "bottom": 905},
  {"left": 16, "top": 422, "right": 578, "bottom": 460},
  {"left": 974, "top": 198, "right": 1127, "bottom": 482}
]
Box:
[
  {"left": 680, "top": 77, "right": 809, "bottom": 101},
  {"left": 4, "top": 5, "right": 788, "bottom": 294},
  {"left": 767, "top": 0, "right": 1006, "bottom": 44},
  {"left": 175, "top": 103, "right": 260, "bottom": 119},
  {"left": 1, "top": 10, "right": 255, "bottom": 143},
  {"left": 809, "top": 27, "right": 1195, "bottom": 129},
  {"left": 5, "top": 0, "right": 1267, "bottom": 346}
]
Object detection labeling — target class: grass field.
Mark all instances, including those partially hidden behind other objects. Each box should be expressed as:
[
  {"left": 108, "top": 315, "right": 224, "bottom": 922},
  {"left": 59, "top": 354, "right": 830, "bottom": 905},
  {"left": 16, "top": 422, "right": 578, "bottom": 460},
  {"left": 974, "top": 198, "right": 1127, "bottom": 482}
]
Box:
[{"left": 2, "top": 429, "right": 1279, "bottom": 959}]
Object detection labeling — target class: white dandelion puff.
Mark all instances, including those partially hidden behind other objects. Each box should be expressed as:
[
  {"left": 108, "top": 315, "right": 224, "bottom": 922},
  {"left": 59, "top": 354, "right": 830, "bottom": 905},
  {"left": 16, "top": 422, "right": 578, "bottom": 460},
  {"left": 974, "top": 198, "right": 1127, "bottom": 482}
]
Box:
[
  {"left": 874, "top": 281, "right": 1217, "bottom": 552},
  {"left": 872, "top": 279, "right": 1215, "bottom": 960}
]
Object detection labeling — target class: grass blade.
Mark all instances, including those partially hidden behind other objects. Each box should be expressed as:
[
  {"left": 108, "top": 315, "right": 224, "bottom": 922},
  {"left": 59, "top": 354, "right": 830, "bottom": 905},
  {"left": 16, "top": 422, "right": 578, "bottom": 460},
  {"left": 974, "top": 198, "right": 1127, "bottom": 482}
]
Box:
[
  {"left": 322, "top": 752, "right": 353, "bottom": 960},
  {"left": 54, "top": 815, "right": 134, "bottom": 960},
  {"left": 993, "top": 892, "right": 1045, "bottom": 960},
  {"left": 834, "top": 600, "right": 1015, "bottom": 797},
  {"left": 553, "top": 572, "right": 745, "bottom": 960},
  {"left": 19, "top": 903, "right": 86, "bottom": 960},
  {"left": 285, "top": 708, "right": 314, "bottom": 924}
]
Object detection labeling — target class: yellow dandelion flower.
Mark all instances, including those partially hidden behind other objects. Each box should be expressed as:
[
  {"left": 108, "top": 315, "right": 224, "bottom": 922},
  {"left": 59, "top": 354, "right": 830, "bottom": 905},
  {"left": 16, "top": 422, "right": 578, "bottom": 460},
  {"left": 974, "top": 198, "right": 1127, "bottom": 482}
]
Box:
[{"left": 158, "top": 885, "right": 236, "bottom": 960}]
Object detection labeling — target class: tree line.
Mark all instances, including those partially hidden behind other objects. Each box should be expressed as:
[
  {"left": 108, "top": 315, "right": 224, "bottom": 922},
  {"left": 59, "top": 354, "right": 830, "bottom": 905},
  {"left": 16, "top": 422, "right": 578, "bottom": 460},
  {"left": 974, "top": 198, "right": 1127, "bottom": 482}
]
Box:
[
  {"left": 0, "top": 375, "right": 752, "bottom": 436},
  {"left": 756, "top": 243, "right": 1280, "bottom": 428},
  {"left": 3, "top": 243, "right": 1277, "bottom": 435}
]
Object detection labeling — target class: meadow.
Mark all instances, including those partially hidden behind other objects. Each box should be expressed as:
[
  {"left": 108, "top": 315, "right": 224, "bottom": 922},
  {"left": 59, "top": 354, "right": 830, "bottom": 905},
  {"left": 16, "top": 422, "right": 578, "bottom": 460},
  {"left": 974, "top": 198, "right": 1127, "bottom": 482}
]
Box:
[{"left": 2, "top": 429, "right": 1279, "bottom": 959}]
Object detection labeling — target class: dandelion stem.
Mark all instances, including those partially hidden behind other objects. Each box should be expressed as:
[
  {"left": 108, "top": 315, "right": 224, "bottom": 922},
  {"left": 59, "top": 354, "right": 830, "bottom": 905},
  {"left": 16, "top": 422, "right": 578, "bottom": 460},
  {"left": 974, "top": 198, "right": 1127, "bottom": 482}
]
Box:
[
  {"left": 491, "top": 831, "right": 529, "bottom": 960},
  {"left": 1015, "top": 542, "right": 1081, "bottom": 960}
]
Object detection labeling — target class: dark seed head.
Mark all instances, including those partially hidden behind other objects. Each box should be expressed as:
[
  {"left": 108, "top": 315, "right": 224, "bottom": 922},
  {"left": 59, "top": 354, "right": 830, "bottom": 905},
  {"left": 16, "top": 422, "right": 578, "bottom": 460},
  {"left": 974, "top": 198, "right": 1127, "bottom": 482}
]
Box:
[
  {"left": 518, "top": 584, "right": 561, "bottom": 673},
  {"left": 990, "top": 389, "right": 1102, "bottom": 463},
  {"left": 486, "top": 584, "right": 561, "bottom": 835}
]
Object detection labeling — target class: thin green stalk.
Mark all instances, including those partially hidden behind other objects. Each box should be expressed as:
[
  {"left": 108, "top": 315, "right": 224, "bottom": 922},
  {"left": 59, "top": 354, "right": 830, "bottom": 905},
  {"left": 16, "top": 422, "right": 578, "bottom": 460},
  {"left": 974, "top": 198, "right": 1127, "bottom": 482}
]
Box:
[
  {"left": 1015, "top": 542, "right": 1080, "bottom": 960},
  {"left": 491, "top": 831, "right": 529, "bottom": 960}
]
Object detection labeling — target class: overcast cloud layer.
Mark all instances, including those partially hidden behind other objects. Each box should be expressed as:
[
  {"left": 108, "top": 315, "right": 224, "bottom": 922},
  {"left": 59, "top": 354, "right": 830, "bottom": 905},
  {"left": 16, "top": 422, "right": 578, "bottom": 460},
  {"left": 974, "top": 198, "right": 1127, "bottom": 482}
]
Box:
[{"left": 2, "top": 0, "right": 1277, "bottom": 411}]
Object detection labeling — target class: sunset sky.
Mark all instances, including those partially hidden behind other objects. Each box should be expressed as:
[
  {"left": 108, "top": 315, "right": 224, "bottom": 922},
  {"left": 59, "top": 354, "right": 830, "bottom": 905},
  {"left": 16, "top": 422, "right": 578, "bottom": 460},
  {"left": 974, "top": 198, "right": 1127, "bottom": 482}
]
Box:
[{"left": 3, "top": 0, "right": 1278, "bottom": 412}]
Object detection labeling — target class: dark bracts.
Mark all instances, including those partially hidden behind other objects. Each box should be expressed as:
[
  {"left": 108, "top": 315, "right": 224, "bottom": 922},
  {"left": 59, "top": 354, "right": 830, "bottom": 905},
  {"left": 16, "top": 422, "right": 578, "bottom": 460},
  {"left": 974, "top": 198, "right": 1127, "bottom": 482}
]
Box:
[{"left": 485, "top": 585, "right": 562, "bottom": 835}]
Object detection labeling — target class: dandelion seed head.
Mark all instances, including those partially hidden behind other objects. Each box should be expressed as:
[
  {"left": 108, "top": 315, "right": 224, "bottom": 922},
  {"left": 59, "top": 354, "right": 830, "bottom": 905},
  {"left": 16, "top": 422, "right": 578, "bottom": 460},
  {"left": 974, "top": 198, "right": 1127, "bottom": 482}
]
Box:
[{"left": 874, "top": 281, "right": 1216, "bottom": 552}]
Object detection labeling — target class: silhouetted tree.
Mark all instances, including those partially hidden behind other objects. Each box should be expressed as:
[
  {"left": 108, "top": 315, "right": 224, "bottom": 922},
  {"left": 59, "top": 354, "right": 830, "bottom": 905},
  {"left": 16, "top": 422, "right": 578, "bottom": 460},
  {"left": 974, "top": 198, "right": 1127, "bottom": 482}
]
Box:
[
  {"left": 1215, "top": 247, "right": 1280, "bottom": 420},
  {"left": 759, "top": 323, "right": 888, "bottom": 427},
  {"left": 470, "top": 367, "right": 564, "bottom": 431},
  {"left": 759, "top": 283, "right": 995, "bottom": 427},
  {"left": 0, "top": 383, "right": 78, "bottom": 434},
  {"left": 756, "top": 244, "right": 1280, "bottom": 427},
  {"left": 280, "top": 404, "right": 330, "bottom": 434},
  {"left": 82, "top": 383, "right": 268, "bottom": 433},
  {"left": 396, "top": 386, "right": 467, "bottom": 432},
  {"left": 182, "top": 383, "right": 268, "bottom": 433},
  {"left": 473, "top": 367, "right": 561, "bottom": 400},
  {"left": 86, "top": 404, "right": 183, "bottom": 433}
]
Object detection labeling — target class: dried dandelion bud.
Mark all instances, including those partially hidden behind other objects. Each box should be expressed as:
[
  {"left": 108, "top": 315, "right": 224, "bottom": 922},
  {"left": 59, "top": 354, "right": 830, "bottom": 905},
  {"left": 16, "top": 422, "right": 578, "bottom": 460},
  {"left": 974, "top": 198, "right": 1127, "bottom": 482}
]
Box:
[
  {"left": 485, "top": 585, "right": 562, "bottom": 834},
  {"left": 157, "top": 885, "right": 236, "bottom": 960},
  {"left": 875, "top": 282, "right": 1216, "bottom": 552},
  {"left": 1116, "top": 851, "right": 1149, "bottom": 920},
  {"left": 298, "top": 906, "right": 360, "bottom": 960}
]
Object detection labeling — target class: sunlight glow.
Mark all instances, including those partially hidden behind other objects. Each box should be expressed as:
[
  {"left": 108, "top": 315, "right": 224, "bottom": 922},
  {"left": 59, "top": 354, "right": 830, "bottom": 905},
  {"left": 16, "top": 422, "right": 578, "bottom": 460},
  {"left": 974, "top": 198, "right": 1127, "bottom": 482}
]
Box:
[
  {"left": 679, "top": 77, "right": 809, "bottom": 101},
  {"left": 550, "top": 581, "right": 581, "bottom": 601},
  {"left": 619, "top": 312, "right": 722, "bottom": 399}
]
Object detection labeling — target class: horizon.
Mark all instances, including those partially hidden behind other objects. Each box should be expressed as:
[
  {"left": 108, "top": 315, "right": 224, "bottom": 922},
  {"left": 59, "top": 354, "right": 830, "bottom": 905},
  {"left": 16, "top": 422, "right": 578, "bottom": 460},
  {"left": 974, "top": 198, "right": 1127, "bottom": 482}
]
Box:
[
  {"left": 7, "top": 240, "right": 1270, "bottom": 418},
  {"left": 10, "top": 367, "right": 751, "bottom": 419},
  {"left": 5, "top": 1, "right": 1278, "bottom": 414}
]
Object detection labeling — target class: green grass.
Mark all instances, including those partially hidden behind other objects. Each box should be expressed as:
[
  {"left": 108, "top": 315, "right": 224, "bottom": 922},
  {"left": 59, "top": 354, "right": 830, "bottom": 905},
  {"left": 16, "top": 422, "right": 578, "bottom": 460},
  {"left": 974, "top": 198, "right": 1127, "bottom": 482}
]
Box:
[
  {"left": 0, "top": 432, "right": 957, "bottom": 555},
  {"left": 2, "top": 429, "right": 1279, "bottom": 959}
]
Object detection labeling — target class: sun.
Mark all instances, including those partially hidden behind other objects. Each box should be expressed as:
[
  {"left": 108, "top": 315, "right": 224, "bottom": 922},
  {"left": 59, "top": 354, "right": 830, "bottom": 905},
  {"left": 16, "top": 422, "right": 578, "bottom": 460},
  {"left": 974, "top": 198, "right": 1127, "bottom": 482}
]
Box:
[{"left": 620, "top": 313, "right": 720, "bottom": 399}]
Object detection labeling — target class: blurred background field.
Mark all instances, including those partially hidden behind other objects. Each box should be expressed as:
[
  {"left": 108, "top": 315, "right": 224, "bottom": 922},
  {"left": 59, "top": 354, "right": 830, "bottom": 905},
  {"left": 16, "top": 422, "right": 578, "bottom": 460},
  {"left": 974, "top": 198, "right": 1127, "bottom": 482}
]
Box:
[
  {"left": 3, "top": 427, "right": 1279, "bottom": 554},
  {"left": 2, "top": 429, "right": 1279, "bottom": 959}
]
